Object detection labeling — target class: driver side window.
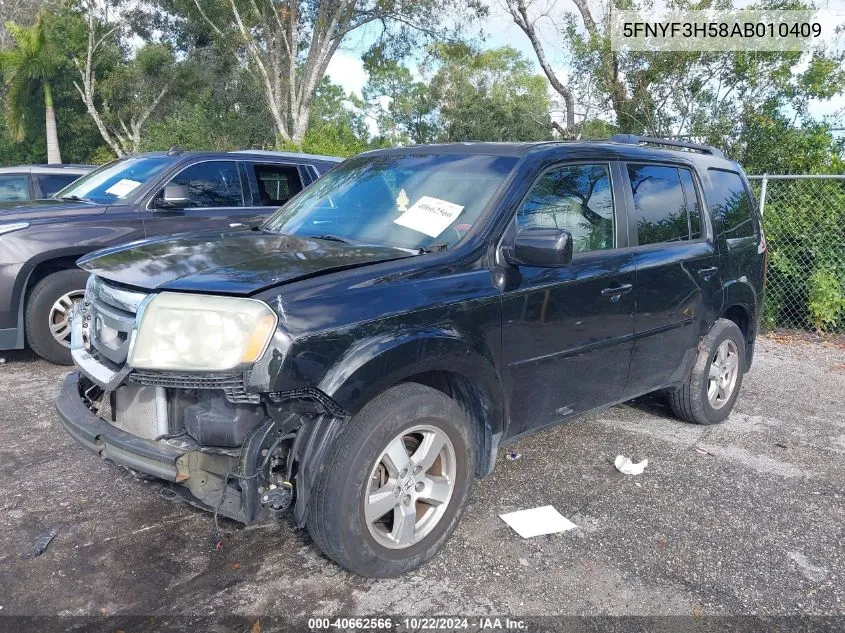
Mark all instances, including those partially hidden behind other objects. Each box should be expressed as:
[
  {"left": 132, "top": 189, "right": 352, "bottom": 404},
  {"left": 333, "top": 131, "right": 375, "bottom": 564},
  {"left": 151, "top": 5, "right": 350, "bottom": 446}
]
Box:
[
  {"left": 163, "top": 161, "right": 244, "bottom": 208},
  {"left": 518, "top": 164, "right": 615, "bottom": 253}
]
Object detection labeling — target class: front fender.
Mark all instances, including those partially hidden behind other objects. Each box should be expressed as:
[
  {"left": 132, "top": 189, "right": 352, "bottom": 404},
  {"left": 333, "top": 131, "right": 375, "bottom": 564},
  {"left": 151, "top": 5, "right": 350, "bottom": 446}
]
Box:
[{"left": 316, "top": 326, "right": 503, "bottom": 433}]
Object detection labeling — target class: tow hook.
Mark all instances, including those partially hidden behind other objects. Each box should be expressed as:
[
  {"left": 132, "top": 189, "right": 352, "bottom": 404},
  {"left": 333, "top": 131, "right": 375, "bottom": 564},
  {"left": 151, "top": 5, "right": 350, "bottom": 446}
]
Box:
[{"left": 261, "top": 483, "right": 292, "bottom": 517}]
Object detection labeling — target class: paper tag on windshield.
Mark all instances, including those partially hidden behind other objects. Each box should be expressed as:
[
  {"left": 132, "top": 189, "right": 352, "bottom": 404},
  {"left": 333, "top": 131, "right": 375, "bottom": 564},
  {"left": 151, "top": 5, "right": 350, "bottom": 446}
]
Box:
[
  {"left": 105, "top": 178, "right": 141, "bottom": 198},
  {"left": 393, "top": 196, "right": 464, "bottom": 238}
]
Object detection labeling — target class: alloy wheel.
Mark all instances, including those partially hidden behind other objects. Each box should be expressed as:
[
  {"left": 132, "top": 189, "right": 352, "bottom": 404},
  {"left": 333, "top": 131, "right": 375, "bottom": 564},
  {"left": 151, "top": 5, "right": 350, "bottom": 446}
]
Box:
[
  {"left": 48, "top": 290, "right": 84, "bottom": 348},
  {"left": 364, "top": 425, "right": 456, "bottom": 550},
  {"left": 708, "top": 339, "right": 739, "bottom": 409}
]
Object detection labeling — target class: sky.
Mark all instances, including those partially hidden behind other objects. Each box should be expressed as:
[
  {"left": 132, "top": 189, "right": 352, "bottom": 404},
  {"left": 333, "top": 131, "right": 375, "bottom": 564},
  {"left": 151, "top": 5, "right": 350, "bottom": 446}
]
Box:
[{"left": 325, "top": 0, "right": 845, "bottom": 129}]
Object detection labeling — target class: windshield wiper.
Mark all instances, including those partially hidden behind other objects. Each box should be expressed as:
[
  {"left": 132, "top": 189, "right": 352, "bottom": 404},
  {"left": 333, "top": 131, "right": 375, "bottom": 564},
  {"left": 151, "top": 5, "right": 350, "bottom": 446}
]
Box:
[
  {"left": 418, "top": 244, "right": 448, "bottom": 254},
  {"left": 311, "top": 234, "right": 351, "bottom": 244},
  {"left": 59, "top": 195, "right": 93, "bottom": 203}
]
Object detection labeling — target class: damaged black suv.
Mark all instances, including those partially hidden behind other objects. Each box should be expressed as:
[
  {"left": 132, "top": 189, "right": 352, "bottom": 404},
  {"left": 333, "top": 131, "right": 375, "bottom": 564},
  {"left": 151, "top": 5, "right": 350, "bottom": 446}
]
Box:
[{"left": 56, "top": 137, "right": 766, "bottom": 578}]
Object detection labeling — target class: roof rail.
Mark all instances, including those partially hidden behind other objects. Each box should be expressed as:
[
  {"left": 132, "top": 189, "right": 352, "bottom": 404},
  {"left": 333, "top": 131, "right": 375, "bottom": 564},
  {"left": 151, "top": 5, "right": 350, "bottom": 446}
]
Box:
[{"left": 609, "top": 134, "right": 724, "bottom": 158}]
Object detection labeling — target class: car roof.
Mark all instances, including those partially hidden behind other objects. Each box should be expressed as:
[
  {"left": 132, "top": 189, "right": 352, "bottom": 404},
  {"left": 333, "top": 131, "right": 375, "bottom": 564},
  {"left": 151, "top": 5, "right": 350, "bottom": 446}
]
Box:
[
  {"left": 359, "top": 138, "right": 740, "bottom": 169},
  {"left": 126, "top": 149, "right": 342, "bottom": 163},
  {"left": 0, "top": 164, "right": 94, "bottom": 174}
]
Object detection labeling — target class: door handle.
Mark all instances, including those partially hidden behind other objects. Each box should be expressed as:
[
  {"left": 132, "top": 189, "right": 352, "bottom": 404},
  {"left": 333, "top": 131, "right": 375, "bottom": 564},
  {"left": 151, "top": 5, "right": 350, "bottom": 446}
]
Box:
[
  {"left": 601, "top": 283, "right": 633, "bottom": 301},
  {"left": 698, "top": 266, "right": 719, "bottom": 280},
  {"left": 229, "top": 222, "right": 244, "bottom": 228}
]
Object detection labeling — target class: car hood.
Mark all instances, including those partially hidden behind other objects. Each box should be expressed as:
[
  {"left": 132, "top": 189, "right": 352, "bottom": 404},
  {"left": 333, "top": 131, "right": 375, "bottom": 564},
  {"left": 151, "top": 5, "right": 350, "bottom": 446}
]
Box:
[
  {"left": 0, "top": 198, "right": 108, "bottom": 220},
  {"left": 78, "top": 229, "right": 415, "bottom": 295}
]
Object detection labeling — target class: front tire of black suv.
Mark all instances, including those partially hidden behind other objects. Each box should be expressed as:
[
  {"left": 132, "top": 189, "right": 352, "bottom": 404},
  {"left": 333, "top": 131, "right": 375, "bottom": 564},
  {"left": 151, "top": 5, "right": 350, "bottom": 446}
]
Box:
[
  {"left": 307, "top": 383, "right": 475, "bottom": 578},
  {"left": 669, "top": 318, "right": 746, "bottom": 425},
  {"left": 25, "top": 269, "right": 89, "bottom": 365}
]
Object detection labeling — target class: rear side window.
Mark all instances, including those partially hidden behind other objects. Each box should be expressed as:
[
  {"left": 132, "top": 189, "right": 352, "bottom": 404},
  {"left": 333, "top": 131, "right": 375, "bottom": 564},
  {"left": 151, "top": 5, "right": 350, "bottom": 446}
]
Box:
[
  {"left": 0, "top": 175, "right": 29, "bottom": 201},
  {"left": 252, "top": 164, "right": 303, "bottom": 206},
  {"left": 627, "top": 165, "right": 691, "bottom": 245},
  {"left": 708, "top": 169, "right": 755, "bottom": 242},
  {"left": 36, "top": 173, "right": 79, "bottom": 197},
  {"left": 518, "top": 163, "right": 615, "bottom": 253}
]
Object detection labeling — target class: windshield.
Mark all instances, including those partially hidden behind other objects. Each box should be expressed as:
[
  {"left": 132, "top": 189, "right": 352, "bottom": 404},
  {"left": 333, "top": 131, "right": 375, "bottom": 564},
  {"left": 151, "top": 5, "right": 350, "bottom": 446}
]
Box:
[
  {"left": 54, "top": 156, "right": 173, "bottom": 204},
  {"left": 262, "top": 153, "right": 517, "bottom": 250}
]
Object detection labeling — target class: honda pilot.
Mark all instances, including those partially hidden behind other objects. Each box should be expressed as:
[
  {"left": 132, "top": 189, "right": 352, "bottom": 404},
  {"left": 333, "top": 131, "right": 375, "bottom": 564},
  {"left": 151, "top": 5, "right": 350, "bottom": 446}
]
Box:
[{"left": 55, "top": 136, "right": 767, "bottom": 578}]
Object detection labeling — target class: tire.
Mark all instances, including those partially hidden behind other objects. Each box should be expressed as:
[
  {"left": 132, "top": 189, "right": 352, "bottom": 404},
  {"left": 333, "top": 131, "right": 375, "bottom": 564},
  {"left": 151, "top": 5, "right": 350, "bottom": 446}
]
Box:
[
  {"left": 25, "top": 269, "right": 89, "bottom": 365},
  {"left": 669, "top": 318, "right": 746, "bottom": 425},
  {"left": 307, "top": 383, "right": 475, "bottom": 578}
]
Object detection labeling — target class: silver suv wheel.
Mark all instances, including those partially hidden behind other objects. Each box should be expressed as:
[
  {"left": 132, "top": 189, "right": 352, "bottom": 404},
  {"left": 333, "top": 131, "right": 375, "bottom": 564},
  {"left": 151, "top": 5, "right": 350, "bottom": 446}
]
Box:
[
  {"left": 48, "top": 290, "right": 84, "bottom": 348},
  {"left": 364, "top": 424, "right": 456, "bottom": 550}
]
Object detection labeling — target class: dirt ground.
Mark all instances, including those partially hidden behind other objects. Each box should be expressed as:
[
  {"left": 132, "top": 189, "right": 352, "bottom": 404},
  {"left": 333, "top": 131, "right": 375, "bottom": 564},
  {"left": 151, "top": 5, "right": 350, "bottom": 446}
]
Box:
[{"left": 0, "top": 336, "right": 843, "bottom": 632}]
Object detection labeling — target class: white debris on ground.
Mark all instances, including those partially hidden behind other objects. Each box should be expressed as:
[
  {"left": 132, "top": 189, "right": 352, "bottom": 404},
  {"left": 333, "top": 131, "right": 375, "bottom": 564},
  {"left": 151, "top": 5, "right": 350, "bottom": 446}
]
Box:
[{"left": 614, "top": 455, "right": 648, "bottom": 475}]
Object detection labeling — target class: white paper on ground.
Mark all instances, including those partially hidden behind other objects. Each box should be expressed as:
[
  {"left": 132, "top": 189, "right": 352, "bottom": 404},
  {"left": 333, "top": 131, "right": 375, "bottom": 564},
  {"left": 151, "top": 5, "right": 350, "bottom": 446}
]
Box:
[
  {"left": 614, "top": 455, "right": 648, "bottom": 475},
  {"left": 393, "top": 195, "right": 464, "bottom": 238},
  {"left": 499, "top": 505, "right": 578, "bottom": 538},
  {"left": 105, "top": 178, "right": 142, "bottom": 198}
]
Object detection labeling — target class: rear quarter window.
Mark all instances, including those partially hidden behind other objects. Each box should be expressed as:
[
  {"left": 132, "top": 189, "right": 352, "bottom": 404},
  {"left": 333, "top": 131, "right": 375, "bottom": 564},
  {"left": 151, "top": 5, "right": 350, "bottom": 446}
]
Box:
[{"left": 708, "top": 169, "right": 757, "bottom": 245}]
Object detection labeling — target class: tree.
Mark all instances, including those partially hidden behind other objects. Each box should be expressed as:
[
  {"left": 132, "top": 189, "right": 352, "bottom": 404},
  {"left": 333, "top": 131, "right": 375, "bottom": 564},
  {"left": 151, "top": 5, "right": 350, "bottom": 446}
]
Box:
[
  {"left": 428, "top": 44, "right": 553, "bottom": 142},
  {"left": 361, "top": 53, "right": 437, "bottom": 146},
  {"left": 68, "top": 0, "right": 180, "bottom": 157},
  {"left": 158, "top": 0, "right": 485, "bottom": 146},
  {"left": 0, "top": 9, "right": 63, "bottom": 163}
]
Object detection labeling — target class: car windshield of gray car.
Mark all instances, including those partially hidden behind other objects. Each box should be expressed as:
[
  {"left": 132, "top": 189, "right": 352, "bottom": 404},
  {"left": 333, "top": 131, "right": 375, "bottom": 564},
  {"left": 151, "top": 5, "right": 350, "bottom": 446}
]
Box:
[
  {"left": 261, "top": 153, "right": 518, "bottom": 251},
  {"left": 55, "top": 156, "right": 173, "bottom": 204}
]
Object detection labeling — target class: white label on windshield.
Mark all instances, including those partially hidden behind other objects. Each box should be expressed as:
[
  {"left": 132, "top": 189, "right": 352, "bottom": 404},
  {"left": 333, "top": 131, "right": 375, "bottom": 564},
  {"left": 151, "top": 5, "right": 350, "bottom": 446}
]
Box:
[
  {"left": 393, "top": 196, "right": 464, "bottom": 238},
  {"left": 104, "top": 178, "right": 141, "bottom": 198}
]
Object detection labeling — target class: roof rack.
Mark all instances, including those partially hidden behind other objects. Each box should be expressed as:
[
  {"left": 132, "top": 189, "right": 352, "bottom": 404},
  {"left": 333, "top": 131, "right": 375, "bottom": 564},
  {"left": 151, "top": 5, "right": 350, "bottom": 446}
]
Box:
[{"left": 609, "top": 134, "right": 724, "bottom": 158}]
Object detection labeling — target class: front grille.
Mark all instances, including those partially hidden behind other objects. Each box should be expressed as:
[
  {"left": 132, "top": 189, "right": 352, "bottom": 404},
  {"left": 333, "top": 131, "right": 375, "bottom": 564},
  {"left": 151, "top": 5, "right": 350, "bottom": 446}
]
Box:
[
  {"left": 130, "top": 371, "right": 260, "bottom": 404},
  {"left": 84, "top": 277, "right": 146, "bottom": 367}
]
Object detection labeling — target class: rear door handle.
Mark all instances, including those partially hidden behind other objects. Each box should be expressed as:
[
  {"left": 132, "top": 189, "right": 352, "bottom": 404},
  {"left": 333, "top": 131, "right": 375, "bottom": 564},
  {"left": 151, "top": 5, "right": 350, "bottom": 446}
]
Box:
[
  {"left": 601, "top": 283, "right": 633, "bottom": 301},
  {"left": 698, "top": 266, "right": 719, "bottom": 279}
]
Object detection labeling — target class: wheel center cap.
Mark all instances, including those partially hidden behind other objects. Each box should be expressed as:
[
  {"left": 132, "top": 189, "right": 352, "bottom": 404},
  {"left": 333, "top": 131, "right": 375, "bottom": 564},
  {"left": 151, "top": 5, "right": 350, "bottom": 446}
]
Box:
[{"left": 402, "top": 477, "right": 415, "bottom": 492}]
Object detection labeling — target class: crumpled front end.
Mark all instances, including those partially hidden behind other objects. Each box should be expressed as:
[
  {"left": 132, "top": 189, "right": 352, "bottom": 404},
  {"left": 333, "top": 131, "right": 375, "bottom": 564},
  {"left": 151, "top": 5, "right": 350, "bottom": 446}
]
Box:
[{"left": 54, "top": 275, "right": 344, "bottom": 525}]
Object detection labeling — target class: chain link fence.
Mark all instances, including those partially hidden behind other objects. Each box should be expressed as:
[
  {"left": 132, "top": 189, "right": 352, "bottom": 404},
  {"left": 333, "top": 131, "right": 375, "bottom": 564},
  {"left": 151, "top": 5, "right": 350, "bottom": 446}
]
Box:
[{"left": 748, "top": 174, "right": 845, "bottom": 334}]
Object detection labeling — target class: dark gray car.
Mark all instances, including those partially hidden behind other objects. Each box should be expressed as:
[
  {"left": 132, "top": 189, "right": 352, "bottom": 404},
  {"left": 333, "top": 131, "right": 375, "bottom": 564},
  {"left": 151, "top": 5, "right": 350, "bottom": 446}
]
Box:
[{"left": 0, "top": 148, "right": 340, "bottom": 364}]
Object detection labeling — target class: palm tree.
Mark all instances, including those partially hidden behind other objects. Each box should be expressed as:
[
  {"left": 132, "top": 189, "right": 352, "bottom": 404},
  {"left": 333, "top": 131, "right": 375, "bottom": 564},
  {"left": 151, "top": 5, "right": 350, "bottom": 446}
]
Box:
[{"left": 0, "top": 11, "right": 62, "bottom": 164}]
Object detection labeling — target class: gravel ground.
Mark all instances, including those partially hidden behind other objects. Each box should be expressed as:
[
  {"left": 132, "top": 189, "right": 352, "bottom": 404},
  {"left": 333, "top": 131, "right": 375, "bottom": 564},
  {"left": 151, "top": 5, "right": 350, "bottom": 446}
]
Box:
[{"left": 0, "top": 336, "right": 843, "bottom": 630}]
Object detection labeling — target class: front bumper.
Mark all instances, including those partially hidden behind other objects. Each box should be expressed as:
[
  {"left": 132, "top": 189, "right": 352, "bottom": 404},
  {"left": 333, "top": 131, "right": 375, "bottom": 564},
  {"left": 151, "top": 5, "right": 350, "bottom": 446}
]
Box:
[{"left": 56, "top": 372, "right": 187, "bottom": 481}]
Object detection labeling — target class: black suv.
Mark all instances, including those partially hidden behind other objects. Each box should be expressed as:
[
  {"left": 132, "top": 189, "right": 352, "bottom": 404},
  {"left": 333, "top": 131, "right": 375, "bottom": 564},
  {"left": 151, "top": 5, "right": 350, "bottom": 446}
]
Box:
[
  {"left": 55, "top": 137, "right": 766, "bottom": 578},
  {"left": 0, "top": 149, "right": 339, "bottom": 363}
]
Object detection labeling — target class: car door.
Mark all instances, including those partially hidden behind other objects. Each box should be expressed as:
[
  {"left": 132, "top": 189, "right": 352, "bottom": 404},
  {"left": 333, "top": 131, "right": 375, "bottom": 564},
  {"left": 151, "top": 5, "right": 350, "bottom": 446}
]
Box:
[
  {"left": 142, "top": 159, "right": 255, "bottom": 237},
  {"left": 621, "top": 163, "right": 723, "bottom": 398},
  {"left": 499, "top": 161, "right": 636, "bottom": 438}
]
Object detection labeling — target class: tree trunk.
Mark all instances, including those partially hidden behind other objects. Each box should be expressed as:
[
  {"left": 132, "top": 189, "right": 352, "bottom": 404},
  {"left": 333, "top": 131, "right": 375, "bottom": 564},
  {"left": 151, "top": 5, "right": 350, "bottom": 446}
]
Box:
[{"left": 43, "top": 81, "right": 62, "bottom": 164}]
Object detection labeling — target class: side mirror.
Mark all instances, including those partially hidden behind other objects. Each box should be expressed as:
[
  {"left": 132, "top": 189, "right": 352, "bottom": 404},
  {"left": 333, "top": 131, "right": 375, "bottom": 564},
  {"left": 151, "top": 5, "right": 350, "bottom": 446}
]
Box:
[
  {"left": 155, "top": 184, "right": 189, "bottom": 209},
  {"left": 504, "top": 227, "right": 573, "bottom": 268}
]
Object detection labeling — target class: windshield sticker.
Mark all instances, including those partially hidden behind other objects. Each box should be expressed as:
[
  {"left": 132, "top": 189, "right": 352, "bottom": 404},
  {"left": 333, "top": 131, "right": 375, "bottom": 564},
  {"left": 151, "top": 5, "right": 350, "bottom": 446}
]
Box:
[
  {"left": 104, "top": 178, "right": 142, "bottom": 198},
  {"left": 393, "top": 196, "right": 464, "bottom": 238},
  {"left": 396, "top": 188, "right": 410, "bottom": 212}
]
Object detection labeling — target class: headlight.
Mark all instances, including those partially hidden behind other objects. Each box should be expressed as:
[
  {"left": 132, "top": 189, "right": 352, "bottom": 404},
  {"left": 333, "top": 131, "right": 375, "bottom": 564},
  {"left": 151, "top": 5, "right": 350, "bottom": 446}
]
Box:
[
  {"left": 0, "top": 222, "right": 29, "bottom": 236},
  {"left": 129, "top": 293, "right": 278, "bottom": 371}
]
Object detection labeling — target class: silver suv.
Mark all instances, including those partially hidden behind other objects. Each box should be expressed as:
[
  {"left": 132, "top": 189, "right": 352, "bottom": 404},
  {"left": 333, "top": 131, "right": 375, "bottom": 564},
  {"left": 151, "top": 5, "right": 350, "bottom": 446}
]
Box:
[{"left": 0, "top": 164, "right": 93, "bottom": 202}]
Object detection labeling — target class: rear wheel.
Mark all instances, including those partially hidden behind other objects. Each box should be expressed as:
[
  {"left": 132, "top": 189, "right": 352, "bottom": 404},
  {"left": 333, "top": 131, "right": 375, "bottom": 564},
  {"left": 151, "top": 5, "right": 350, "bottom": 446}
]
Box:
[
  {"left": 25, "top": 269, "right": 89, "bottom": 365},
  {"left": 669, "top": 318, "right": 746, "bottom": 425},
  {"left": 307, "top": 383, "right": 474, "bottom": 578}
]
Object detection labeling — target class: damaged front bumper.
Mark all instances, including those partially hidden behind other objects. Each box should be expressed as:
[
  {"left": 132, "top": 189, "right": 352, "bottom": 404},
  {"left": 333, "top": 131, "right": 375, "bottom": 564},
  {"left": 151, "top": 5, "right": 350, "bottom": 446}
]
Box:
[
  {"left": 56, "top": 277, "right": 347, "bottom": 527},
  {"left": 55, "top": 370, "right": 345, "bottom": 527}
]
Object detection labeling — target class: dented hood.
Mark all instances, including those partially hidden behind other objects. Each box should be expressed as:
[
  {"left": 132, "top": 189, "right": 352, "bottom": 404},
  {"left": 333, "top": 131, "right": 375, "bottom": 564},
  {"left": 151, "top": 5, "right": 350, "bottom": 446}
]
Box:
[{"left": 77, "top": 228, "right": 413, "bottom": 295}]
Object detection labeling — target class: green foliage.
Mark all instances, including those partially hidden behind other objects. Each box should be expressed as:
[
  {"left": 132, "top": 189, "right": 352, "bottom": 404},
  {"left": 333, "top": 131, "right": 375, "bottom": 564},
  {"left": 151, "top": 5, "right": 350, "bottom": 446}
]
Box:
[
  {"left": 807, "top": 266, "right": 845, "bottom": 333},
  {"left": 428, "top": 44, "right": 554, "bottom": 142},
  {"left": 0, "top": 10, "right": 60, "bottom": 141},
  {"left": 752, "top": 179, "right": 845, "bottom": 332}
]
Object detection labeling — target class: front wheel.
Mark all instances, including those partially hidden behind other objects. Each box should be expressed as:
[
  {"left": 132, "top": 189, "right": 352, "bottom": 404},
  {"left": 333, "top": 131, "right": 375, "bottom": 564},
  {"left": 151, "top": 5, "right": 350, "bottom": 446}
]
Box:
[
  {"left": 25, "top": 269, "right": 89, "bottom": 365},
  {"left": 669, "top": 318, "right": 746, "bottom": 425},
  {"left": 307, "top": 383, "right": 475, "bottom": 578}
]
